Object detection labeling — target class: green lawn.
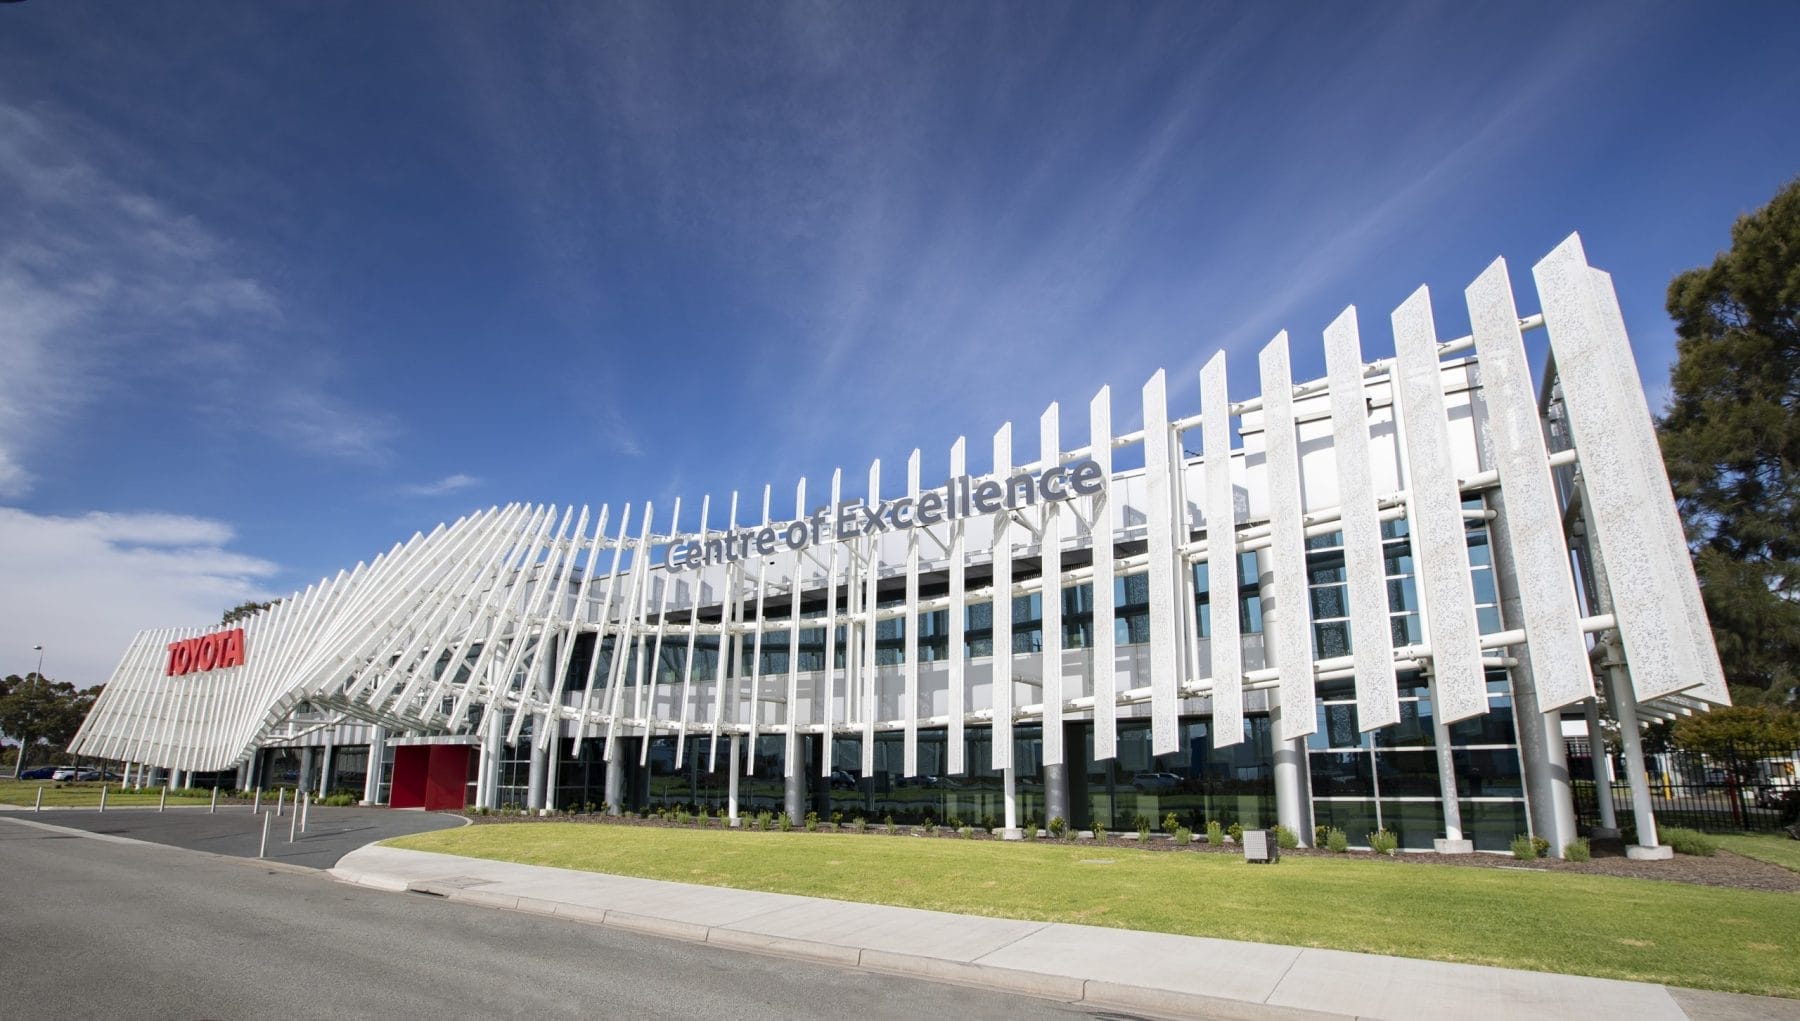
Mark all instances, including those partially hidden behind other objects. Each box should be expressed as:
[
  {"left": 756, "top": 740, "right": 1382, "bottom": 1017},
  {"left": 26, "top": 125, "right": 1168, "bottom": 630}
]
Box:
[
  {"left": 387, "top": 823, "right": 1800, "bottom": 999},
  {"left": 1716, "top": 832, "right": 1800, "bottom": 873},
  {"left": 0, "top": 779, "right": 217, "bottom": 808}
]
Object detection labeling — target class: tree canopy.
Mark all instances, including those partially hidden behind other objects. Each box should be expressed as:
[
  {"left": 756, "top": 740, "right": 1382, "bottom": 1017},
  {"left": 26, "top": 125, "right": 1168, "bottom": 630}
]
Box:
[
  {"left": 1660, "top": 175, "right": 1800, "bottom": 704},
  {"left": 0, "top": 673, "right": 99, "bottom": 777},
  {"left": 221, "top": 599, "right": 279, "bottom": 625}
]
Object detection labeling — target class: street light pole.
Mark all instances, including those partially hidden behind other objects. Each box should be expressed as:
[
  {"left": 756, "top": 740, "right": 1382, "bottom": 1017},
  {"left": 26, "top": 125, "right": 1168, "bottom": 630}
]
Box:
[{"left": 33, "top": 644, "right": 43, "bottom": 680}]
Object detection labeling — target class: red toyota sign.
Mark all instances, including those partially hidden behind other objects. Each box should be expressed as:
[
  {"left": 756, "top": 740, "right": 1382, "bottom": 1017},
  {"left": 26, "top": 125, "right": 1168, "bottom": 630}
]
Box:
[{"left": 167, "top": 628, "right": 246, "bottom": 676}]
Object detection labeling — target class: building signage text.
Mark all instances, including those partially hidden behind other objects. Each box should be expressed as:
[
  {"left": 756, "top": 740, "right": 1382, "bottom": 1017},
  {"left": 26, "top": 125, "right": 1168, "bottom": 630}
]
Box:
[
  {"left": 666, "top": 458, "right": 1105, "bottom": 572},
  {"left": 167, "top": 628, "right": 246, "bottom": 676}
]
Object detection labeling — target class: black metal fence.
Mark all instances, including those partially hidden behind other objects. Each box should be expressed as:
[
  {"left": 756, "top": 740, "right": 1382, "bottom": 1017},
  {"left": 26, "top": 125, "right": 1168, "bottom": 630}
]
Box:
[{"left": 1569, "top": 740, "right": 1800, "bottom": 834}]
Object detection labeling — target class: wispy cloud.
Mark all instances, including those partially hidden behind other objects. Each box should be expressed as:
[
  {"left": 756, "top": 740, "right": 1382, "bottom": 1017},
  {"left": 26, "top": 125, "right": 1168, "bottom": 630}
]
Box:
[
  {"left": 399, "top": 472, "right": 483, "bottom": 497},
  {"left": 0, "top": 100, "right": 396, "bottom": 493},
  {"left": 0, "top": 507, "right": 280, "bottom": 686}
]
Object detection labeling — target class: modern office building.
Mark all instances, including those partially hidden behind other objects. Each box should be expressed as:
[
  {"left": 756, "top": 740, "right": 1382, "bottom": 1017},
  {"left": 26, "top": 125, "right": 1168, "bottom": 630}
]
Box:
[{"left": 71, "top": 234, "right": 1726, "bottom": 857}]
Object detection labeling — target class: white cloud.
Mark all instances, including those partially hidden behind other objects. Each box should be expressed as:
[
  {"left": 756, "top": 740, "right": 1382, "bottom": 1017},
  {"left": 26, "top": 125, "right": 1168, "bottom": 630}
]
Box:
[
  {"left": 400, "top": 473, "right": 483, "bottom": 497},
  {"left": 0, "top": 507, "right": 280, "bottom": 688},
  {"left": 0, "top": 100, "right": 396, "bottom": 493}
]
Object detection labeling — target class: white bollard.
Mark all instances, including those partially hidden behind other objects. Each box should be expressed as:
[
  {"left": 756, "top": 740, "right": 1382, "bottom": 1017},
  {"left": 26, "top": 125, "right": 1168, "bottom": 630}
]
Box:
[
  {"left": 159, "top": 788, "right": 167, "bottom": 812},
  {"left": 276, "top": 787, "right": 285, "bottom": 818},
  {"left": 253, "top": 788, "right": 262, "bottom": 814},
  {"left": 300, "top": 791, "right": 309, "bottom": 833},
  {"left": 210, "top": 787, "right": 218, "bottom": 814},
  {"left": 100, "top": 786, "right": 108, "bottom": 813},
  {"left": 289, "top": 797, "right": 299, "bottom": 843},
  {"left": 260, "top": 811, "right": 271, "bottom": 859},
  {"left": 34, "top": 787, "right": 43, "bottom": 812}
]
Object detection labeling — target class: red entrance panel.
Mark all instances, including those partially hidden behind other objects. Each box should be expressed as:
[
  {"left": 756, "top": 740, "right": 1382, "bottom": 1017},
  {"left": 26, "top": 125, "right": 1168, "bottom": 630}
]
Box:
[
  {"left": 389, "top": 746, "right": 430, "bottom": 809},
  {"left": 424, "top": 745, "right": 472, "bottom": 811}
]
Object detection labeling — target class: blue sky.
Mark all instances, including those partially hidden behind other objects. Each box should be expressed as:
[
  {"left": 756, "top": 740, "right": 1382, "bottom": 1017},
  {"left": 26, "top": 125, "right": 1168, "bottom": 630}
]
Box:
[{"left": 3, "top": 2, "right": 1798, "bottom": 686}]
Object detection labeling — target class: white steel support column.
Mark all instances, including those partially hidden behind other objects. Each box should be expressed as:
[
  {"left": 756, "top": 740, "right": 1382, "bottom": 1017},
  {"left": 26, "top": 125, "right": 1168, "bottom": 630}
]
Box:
[
  {"left": 527, "top": 716, "right": 549, "bottom": 812},
  {"left": 603, "top": 739, "right": 624, "bottom": 815},
  {"left": 1271, "top": 706, "right": 1309, "bottom": 846},
  {"left": 1428, "top": 679, "right": 1471, "bottom": 853},
  {"left": 784, "top": 737, "right": 805, "bottom": 825},
  {"left": 1607, "top": 663, "right": 1667, "bottom": 858},
  {"left": 1001, "top": 765, "right": 1020, "bottom": 840},
  {"left": 299, "top": 748, "right": 314, "bottom": 798},
  {"left": 235, "top": 761, "right": 249, "bottom": 791},
  {"left": 1582, "top": 700, "right": 1619, "bottom": 837},
  {"left": 363, "top": 728, "right": 385, "bottom": 805},
  {"left": 318, "top": 738, "right": 333, "bottom": 798},
  {"left": 727, "top": 734, "right": 741, "bottom": 826},
  {"left": 483, "top": 709, "right": 503, "bottom": 810}
]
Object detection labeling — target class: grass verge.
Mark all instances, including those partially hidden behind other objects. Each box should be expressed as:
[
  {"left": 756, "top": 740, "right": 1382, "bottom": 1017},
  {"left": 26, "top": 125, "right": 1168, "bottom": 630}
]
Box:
[
  {"left": 387, "top": 823, "right": 1800, "bottom": 998},
  {"left": 0, "top": 779, "right": 215, "bottom": 808},
  {"left": 1715, "top": 832, "right": 1800, "bottom": 873}
]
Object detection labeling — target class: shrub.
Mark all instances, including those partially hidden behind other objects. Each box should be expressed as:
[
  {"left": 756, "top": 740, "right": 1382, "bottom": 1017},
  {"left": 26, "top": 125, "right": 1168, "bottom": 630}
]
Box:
[
  {"left": 1532, "top": 835, "right": 1551, "bottom": 858},
  {"left": 804, "top": 811, "right": 819, "bottom": 832},
  {"left": 1367, "top": 828, "right": 1397, "bottom": 856},
  {"left": 1132, "top": 813, "right": 1151, "bottom": 833},
  {"left": 922, "top": 817, "right": 938, "bottom": 834},
  {"left": 1326, "top": 828, "right": 1349, "bottom": 853},
  {"left": 1092, "top": 824, "right": 1108, "bottom": 842},
  {"left": 1227, "top": 822, "right": 1243, "bottom": 845},
  {"left": 778, "top": 813, "right": 794, "bottom": 832},
  {"left": 981, "top": 813, "right": 998, "bottom": 832},
  {"left": 948, "top": 815, "right": 964, "bottom": 831},
  {"left": 830, "top": 811, "right": 843, "bottom": 827},
  {"left": 1137, "top": 820, "right": 1151, "bottom": 842},
  {"left": 1274, "top": 824, "right": 1299, "bottom": 850},
  {"left": 1173, "top": 825, "right": 1192, "bottom": 845},
  {"left": 1510, "top": 834, "right": 1537, "bottom": 860},
  {"left": 1162, "top": 811, "right": 1181, "bottom": 834},
  {"left": 1206, "top": 820, "right": 1224, "bottom": 846},
  {"left": 883, "top": 814, "right": 896, "bottom": 834},
  {"left": 1564, "top": 838, "right": 1592, "bottom": 862},
  {"left": 1662, "top": 827, "right": 1719, "bottom": 856},
  {"left": 958, "top": 826, "right": 973, "bottom": 838},
  {"left": 1315, "top": 824, "right": 1330, "bottom": 847},
  {"left": 853, "top": 816, "right": 868, "bottom": 834},
  {"left": 1048, "top": 816, "right": 1067, "bottom": 839}
]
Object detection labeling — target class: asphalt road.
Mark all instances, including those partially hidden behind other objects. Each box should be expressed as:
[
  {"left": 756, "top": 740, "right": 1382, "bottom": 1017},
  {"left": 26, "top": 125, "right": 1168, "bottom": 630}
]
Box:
[
  {"left": 0, "top": 818, "right": 1103, "bottom": 1020},
  {"left": 10, "top": 804, "right": 466, "bottom": 868}
]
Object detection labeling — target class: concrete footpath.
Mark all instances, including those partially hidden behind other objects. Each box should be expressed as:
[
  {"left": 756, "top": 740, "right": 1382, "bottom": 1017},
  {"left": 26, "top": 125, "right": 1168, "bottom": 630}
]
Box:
[{"left": 331, "top": 844, "right": 1798, "bottom": 1021}]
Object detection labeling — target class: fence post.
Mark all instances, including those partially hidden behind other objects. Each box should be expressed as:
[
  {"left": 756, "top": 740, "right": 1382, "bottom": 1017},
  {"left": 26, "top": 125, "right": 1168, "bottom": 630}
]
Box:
[
  {"left": 259, "top": 811, "right": 271, "bottom": 859},
  {"left": 159, "top": 788, "right": 167, "bottom": 813}
]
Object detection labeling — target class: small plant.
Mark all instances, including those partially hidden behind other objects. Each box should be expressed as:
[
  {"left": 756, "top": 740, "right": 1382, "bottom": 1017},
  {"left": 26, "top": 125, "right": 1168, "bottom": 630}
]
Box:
[
  {"left": 922, "top": 817, "right": 938, "bottom": 834},
  {"left": 1048, "top": 815, "right": 1067, "bottom": 839},
  {"left": 853, "top": 816, "right": 868, "bottom": 833},
  {"left": 1510, "top": 834, "right": 1537, "bottom": 860},
  {"left": 948, "top": 815, "right": 964, "bottom": 831},
  {"left": 1162, "top": 811, "right": 1180, "bottom": 834},
  {"left": 981, "top": 812, "right": 998, "bottom": 832},
  {"left": 958, "top": 826, "right": 973, "bottom": 838},
  {"left": 1368, "top": 828, "right": 1397, "bottom": 856},
  {"left": 1532, "top": 835, "right": 1551, "bottom": 858},
  {"left": 1206, "top": 820, "right": 1224, "bottom": 846},
  {"left": 883, "top": 814, "right": 896, "bottom": 834},
  {"left": 599, "top": 801, "right": 611, "bottom": 816},
  {"left": 1662, "top": 827, "right": 1719, "bottom": 857},
  {"left": 1137, "top": 820, "right": 1151, "bottom": 842},
  {"left": 1173, "top": 825, "right": 1192, "bottom": 845},
  {"left": 778, "top": 813, "right": 794, "bottom": 832},
  {"left": 1326, "top": 828, "right": 1349, "bottom": 853},
  {"left": 1227, "top": 822, "right": 1243, "bottom": 845},
  {"left": 830, "top": 811, "right": 843, "bottom": 827},
  {"left": 1274, "top": 824, "right": 1299, "bottom": 850},
  {"left": 1564, "top": 838, "right": 1592, "bottom": 862},
  {"left": 1315, "top": 824, "right": 1330, "bottom": 847},
  {"left": 805, "top": 811, "right": 819, "bottom": 832}
]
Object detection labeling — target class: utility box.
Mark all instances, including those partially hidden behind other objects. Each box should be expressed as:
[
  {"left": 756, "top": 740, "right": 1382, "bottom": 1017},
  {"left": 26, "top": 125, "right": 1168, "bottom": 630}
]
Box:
[{"left": 1243, "top": 828, "right": 1280, "bottom": 864}]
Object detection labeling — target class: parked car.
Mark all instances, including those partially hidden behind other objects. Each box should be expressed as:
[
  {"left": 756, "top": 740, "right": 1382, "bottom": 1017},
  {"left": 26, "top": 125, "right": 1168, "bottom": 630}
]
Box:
[
  {"left": 51, "top": 767, "right": 105, "bottom": 782},
  {"left": 18, "top": 765, "right": 61, "bottom": 780},
  {"left": 828, "top": 769, "right": 859, "bottom": 790},
  {"left": 1132, "top": 771, "right": 1183, "bottom": 791}
]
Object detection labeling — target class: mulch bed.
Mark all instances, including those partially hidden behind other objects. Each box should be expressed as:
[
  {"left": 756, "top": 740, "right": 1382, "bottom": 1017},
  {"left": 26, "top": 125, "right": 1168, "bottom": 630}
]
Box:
[{"left": 451, "top": 811, "right": 1800, "bottom": 893}]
